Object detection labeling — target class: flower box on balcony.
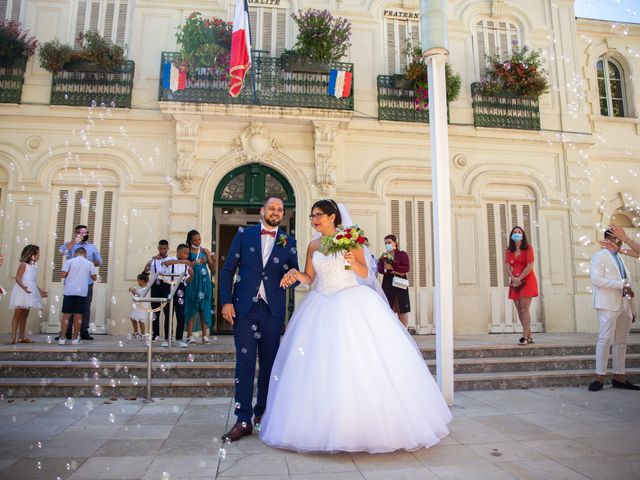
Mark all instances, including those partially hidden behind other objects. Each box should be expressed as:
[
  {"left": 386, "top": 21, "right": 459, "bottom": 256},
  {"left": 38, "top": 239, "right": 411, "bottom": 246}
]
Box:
[
  {"left": 471, "top": 82, "right": 540, "bottom": 130},
  {"left": 0, "top": 56, "right": 27, "bottom": 103}
]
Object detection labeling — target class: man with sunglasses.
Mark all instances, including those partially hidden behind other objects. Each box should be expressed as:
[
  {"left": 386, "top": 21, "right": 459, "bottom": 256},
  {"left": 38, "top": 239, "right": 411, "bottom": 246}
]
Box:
[
  {"left": 219, "top": 196, "right": 299, "bottom": 442},
  {"left": 56, "top": 225, "right": 102, "bottom": 340}
]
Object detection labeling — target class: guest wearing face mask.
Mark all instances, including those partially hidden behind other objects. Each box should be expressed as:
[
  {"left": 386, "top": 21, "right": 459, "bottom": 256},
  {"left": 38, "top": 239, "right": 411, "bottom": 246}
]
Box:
[
  {"left": 505, "top": 226, "right": 539, "bottom": 345},
  {"left": 377, "top": 235, "right": 411, "bottom": 328}
]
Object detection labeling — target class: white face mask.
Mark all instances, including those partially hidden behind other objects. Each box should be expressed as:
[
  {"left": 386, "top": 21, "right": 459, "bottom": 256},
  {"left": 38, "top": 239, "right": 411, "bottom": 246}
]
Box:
[{"left": 385, "top": 244, "right": 394, "bottom": 251}]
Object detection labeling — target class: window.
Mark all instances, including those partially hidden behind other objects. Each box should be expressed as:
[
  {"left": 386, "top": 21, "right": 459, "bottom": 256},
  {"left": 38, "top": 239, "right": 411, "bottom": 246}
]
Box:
[
  {"left": 597, "top": 57, "right": 626, "bottom": 117},
  {"left": 384, "top": 14, "right": 420, "bottom": 74},
  {"left": 74, "top": 0, "right": 130, "bottom": 47},
  {"left": 475, "top": 19, "right": 520, "bottom": 78},
  {"left": 249, "top": 3, "right": 288, "bottom": 57},
  {"left": 0, "top": 0, "right": 21, "bottom": 22}
]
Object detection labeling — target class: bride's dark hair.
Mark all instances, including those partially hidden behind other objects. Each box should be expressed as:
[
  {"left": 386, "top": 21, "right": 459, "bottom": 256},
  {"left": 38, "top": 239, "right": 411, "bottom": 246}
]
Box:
[{"left": 311, "top": 199, "right": 342, "bottom": 226}]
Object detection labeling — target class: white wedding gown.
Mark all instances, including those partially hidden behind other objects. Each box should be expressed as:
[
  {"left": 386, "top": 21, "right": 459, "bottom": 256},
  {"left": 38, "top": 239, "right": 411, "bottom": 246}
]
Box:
[{"left": 259, "top": 251, "right": 452, "bottom": 453}]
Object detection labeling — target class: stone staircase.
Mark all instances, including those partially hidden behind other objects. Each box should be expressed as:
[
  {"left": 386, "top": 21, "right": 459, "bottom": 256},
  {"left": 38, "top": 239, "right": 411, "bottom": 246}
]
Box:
[{"left": 1, "top": 338, "right": 639, "bottom": 397}]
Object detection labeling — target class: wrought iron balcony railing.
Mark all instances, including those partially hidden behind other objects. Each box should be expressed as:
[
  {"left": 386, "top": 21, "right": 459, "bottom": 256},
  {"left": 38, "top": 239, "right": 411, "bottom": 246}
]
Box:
[
  {"left": 50, "top": 60, "right": 135, "bottom": 108},
  {"left": 0, "top": 57, "right": 27, "bottom": 104},
  {"left": 377, "top": 75, "right": 429, "bottom": 123},
  {"left": 158, "top": 52, "right": 354, "bottom": 111},
  {"left": 471, "top": 82, "right": 540, "bottom": 130}
]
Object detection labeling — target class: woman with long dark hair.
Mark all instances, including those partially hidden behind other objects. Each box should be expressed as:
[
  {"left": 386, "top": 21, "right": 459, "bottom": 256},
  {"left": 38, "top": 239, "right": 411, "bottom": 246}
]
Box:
[{"left": 505, "top": 226, "right": 539, "bottom": 345}]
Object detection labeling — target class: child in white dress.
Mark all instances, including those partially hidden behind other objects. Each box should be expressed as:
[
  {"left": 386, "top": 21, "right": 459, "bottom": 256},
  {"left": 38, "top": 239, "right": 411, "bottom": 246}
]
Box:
[
  {"left": 8, "top": 245, "right": 48, "bottom": 344},
  {"left": 129, "top": 273, "right": 151, "bottom": 339}
]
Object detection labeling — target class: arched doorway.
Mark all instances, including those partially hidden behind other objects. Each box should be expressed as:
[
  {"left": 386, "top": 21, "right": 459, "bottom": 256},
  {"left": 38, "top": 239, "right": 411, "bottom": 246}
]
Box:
[{"left": 212, "top": 163, "right": 296, "bottom": 334}]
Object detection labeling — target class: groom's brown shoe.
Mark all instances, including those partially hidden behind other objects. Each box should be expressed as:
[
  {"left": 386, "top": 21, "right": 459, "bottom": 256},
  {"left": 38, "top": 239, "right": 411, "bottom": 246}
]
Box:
[{"left": 221, "top": 422, "right": 253, "bottom": 442}]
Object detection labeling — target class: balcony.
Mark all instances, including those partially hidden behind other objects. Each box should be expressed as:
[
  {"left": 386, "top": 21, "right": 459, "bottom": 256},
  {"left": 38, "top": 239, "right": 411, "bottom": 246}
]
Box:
[
  {"left": 50, "top": 60, "right": 135, "bottom": 108},
  {"left": 158, "top": 52, "right": 353, "bottom": 111},
  {"left": 0, "top": 57, "right": 27, "bottom": 104},
  {"left": 471, "top": 82, "right": 540, "bottom": 131},
  {"left": 377, "top": 75, "right": 429, "bottom": 123}
]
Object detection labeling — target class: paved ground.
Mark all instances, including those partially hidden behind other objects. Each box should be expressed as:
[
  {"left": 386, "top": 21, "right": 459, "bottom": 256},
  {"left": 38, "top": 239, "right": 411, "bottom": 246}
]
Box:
[{"left": 0, "top": 387, "right": 639, "bottom": 479}]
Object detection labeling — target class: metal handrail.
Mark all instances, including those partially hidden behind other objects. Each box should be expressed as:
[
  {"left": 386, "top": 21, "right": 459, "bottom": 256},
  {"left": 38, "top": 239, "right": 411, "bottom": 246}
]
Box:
[{"left": 131, "top": 270, "right": 187, "bottom": 402}]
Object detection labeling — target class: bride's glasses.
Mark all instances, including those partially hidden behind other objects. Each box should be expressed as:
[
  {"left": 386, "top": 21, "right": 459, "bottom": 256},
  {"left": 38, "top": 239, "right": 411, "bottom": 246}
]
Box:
[{"left": 308, "top": 213, "right": 327, "bottom": 220}]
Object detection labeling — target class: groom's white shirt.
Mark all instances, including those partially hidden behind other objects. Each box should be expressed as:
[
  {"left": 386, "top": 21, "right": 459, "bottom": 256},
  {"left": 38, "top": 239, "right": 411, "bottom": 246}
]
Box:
[
  {"left": 258, "top": 221, "right": 277, "bottom": 303},
  {"left": 590, "top": 249, "right": 630, "bottom": 311}
]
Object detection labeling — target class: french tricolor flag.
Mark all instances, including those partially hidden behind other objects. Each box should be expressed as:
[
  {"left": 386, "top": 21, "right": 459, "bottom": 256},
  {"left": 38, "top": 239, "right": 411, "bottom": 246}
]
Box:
[
  {"left": 228, "top": 0, "right": 252, "bottom": 97},
  {"left": 162, "top": 61, "right": 186, "bottom": 92},
  {"left": 328, "top": 69, "right": 352, "bottom": 99}
]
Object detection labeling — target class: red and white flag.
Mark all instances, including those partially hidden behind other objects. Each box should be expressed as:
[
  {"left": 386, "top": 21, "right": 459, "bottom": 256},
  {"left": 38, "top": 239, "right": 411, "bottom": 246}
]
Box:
[{"left": 228, "top": 0, "right": 252, "bottom": 97}]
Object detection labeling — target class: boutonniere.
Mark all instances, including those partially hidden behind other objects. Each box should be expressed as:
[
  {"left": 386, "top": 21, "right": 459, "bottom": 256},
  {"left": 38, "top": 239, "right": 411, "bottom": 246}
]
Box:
[{"left": 277, "top": 234, "right": 288, "bottom": 247}]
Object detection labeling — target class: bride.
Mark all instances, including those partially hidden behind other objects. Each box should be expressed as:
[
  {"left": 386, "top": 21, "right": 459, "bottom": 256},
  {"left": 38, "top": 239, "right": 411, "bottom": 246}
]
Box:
[{"left": 258, "top": 199, "right": 452, "bottom": 453}]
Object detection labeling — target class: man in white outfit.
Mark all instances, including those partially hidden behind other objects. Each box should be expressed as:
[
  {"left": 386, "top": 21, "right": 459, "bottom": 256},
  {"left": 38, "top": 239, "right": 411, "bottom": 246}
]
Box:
[{"left": 588, "top": 229, "right": 639, "bottom": 392}]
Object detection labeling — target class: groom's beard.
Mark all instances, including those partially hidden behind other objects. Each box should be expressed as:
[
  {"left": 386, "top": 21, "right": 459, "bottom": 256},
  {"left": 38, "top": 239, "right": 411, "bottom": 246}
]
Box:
[{"left": 264, "top": 217, "right": 281, "bottom": 228}]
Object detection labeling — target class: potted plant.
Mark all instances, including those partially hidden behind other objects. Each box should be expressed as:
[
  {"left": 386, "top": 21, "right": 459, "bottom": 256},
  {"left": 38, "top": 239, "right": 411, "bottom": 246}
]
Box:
[
  {"left": 175, "top": 12, "right": 232, "bottom": 79},
  {"left": 475, "top": 42, "right": 549, "bottom": 98},
  {"left": 38, "top": 32, "right": 125, "bottom": 74},
  {"left": 399, "top": 41, "right": 461, "bottom": 110},
  {"left": 281, "top": 9, "right": 351, "bottom": 73},
  {"left": 0, "top": 20, "right": 38, "bottom": 67}
]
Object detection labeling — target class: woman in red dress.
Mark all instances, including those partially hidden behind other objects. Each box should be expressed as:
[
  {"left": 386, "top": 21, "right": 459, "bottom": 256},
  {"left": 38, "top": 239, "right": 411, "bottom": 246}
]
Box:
[{"left": 505, "top": 226, "right": 539, "bottom": 345}]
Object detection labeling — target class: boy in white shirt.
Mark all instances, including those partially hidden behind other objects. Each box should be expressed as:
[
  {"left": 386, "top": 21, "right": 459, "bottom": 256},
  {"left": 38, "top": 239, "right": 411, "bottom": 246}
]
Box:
[
  {"left": 163, "top": 244, "right": 193, "bottom": 348},
  {"left": 59, "top": 248, "right": 97, "bottom": 345}
]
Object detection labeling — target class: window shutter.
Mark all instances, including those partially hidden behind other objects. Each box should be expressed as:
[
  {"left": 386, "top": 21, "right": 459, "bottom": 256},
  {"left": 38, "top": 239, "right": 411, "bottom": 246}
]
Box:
[
  {"left": 430, "top": 201, "right": 435, "bottom": 287},
  {"left": 405, "top": 200, "right": 414, "bottom": 286},
  {"left": 397, "top": 22, "right": 408, "bottom": 71},
  {"left": 510, "top": 203, "right": 518, "bottom": 228},
  {"left": 522, "top": 204, "right": 531, "bottom": 238},
  {"left": 262, "top": 8, "right": 273, "bottom": 54},
  {"left": 103, "top": 1, "right": 115, "bottom": 43},
  {"left": 500, "top": 204, "right": 509, "bottom": 285},
  {"left": 9, "top": 0, "right": 19, "bottom": 21},
  {"left": 73, "top": 190, "right": 83, "bottom": 226},
  {"left": 52, "top": 190, "right": 69, "bottom": 283},
  {"left": 99, "top": 191, "right": 113, "bottom": 280},
  {"left": 74, "top": 1, "right": 87, "bottom": 47},
  {"left": 417, "top": 200, "right": 427, "bottom": 288},
  {"left": 88, "top": 0, "right": 100, "bottom": 33},
  {"left": 0, "top": 0, "right": 7, "bottom": 21},
  {"left": 487, "top": 203, "right": 498, "bottom": 287},
  {"left": 391, "top": 200, "right": 400, "bottom": 240},
  {"left": 275, "top": 9, "right": 286, "bottom": 55},
  {"left": 87, "top": 190, "right": 97, "bottom": 233},
  {"left": 385, "top": 20, "right": 396, "bottom": 74},
  {"left": 249, "top": 8, "right": 258, "bottom": 48},
  {"left": 116, "top": 0, "right": 128, "bottom": 46}
]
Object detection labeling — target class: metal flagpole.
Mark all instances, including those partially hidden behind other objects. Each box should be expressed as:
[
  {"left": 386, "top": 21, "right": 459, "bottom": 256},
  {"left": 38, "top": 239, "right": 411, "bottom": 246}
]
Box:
[{"left": 420, "top": 0, "right": 454, "bottom": 405}]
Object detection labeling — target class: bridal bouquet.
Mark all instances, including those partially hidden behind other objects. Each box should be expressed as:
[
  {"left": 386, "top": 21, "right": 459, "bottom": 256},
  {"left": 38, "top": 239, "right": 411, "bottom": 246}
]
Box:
[{"left": 322, "top": 225, "right": 368, "bottom": 270}]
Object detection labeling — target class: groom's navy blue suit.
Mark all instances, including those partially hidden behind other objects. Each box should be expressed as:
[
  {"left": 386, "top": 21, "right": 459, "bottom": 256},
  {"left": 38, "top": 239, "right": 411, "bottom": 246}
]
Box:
[{"left": 219, "top": 224, "right": 299, "bottom": 424}]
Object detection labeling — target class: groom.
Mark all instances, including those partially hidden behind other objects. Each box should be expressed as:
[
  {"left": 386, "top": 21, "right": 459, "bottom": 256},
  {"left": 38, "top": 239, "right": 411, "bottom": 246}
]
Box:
[{"left": 219, "top": 196, "right": 299, "bottom": 441}]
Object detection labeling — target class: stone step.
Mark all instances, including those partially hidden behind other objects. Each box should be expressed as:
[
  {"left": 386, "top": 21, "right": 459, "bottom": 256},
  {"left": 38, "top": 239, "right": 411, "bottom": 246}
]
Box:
[
  {"left": 3, "top": 354, "right": 640, "bottom": 379},
  {"left": 2, "top": 368, "right": 639, "bottom": 397},
  {"left": 3, "top": 342, "right": 640, "bottom": 362}
]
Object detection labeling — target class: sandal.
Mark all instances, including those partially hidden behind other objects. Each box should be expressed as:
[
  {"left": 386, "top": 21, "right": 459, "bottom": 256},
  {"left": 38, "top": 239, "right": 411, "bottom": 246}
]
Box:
[
  {"left": 518, "top": 337, "right": 529, "bottom": 346},
  {"left": 527, "top": 337, "right": 534, "bottom": 344},
  {"left": 19, "top": 337, "right": 34, "bottom": 343}
]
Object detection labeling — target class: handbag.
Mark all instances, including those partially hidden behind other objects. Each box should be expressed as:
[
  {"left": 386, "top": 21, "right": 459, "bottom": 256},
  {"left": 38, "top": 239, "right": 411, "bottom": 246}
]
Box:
[{"left": 392, "top": 276, "right": 409, "bottom": 290}]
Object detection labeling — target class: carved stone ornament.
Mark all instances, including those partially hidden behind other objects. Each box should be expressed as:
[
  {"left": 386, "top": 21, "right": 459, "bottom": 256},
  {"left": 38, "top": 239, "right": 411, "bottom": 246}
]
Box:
[
  {"left": 453, "top": 154, "right": 467, "bottom": 169},
  {"left": 176, "top": 150, "right": 196, "bottom": 192},
  {"left": 174, "top": 116, "right": 201, "bottom": 192},
  {"left": 313, "top": 121, "right": 340, "bottom": 196},
  {"left": 232, "top": 122, "right": 280, "bottom": 164},
  {"left": 491, "top": 0, "right": 505, "bottom": 16}
]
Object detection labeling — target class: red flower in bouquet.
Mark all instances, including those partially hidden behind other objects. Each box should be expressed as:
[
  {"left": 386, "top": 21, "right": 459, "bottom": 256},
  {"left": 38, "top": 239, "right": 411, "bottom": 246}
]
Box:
[{"left": 321, "top": 225, "right": 369, "bottom": 270}]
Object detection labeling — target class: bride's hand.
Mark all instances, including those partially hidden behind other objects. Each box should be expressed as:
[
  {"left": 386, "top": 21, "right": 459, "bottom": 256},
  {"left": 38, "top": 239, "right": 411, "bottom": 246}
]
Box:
[
  {"left": 343, "top": 250, "right": 355, "bottom": 266},
  {"left": 280, "top": 268, "right": 298, "bottom": 288}
]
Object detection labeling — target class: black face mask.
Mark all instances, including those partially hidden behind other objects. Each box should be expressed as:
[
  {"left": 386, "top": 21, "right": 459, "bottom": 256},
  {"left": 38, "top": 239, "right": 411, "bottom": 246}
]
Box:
[{"left": 82, "top": 234, "right": 89, "bottom": 242}]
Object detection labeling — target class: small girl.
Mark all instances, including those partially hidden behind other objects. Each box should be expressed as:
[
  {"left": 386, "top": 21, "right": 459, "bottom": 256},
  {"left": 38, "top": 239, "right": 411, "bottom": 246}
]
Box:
[
  {"left": 129, "top": 272, "right": 150, "bottom": 340},
  {"left": 8, "top": 245, "right": 48, "bottom": 344}
]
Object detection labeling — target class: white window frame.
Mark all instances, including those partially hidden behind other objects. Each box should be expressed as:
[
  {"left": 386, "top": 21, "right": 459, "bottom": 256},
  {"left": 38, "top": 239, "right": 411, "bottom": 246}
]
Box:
[
  {"left": 383, "top": 16, "right": 420, "bottom": 75},
  {"left": 0, "top": 0, "right": 23, "bottom": 22},
  {"left": 71, "top": 0, "right": 131, "bottom": 48},
  {"left": 248, "top": 2, "right": 290, "bottom": 57},
  {"left": 597, "top": 56, "right": 627, "bottom": 118},
  {"left": 473, "top": 18, "right": 521, "bottom": 79}
]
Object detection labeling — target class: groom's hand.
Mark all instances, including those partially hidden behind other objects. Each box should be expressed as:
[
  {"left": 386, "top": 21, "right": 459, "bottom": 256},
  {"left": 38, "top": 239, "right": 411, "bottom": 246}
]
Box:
[{"left": 222, "top": 303, "right": 236, "bottom": 326}]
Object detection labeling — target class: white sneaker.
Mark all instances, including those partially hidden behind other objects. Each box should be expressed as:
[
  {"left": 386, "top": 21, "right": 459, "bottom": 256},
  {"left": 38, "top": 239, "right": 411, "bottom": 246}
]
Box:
[
  {"left": 161, "top": 341, "right": 169, "bottom": 347},
  {"left": 202, "top": 336, "right": 210, "bottom": 344},
  {"left": 71, "top": 338, "right": 82, "bottom": 345},
  {"left": 188, "top": 337, "right": 196, "bottom": 345},
  {"left": 177, "top": 340, "right": 188, "bottom": 348},
  {"left": 58, "top": 338, "right": 65, "bottom": 345}
]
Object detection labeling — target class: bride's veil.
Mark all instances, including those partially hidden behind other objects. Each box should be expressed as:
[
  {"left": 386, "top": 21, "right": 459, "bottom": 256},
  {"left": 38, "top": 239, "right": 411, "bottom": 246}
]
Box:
[{"left": 336, "top": 203, "right": 387, "bottom": 301}]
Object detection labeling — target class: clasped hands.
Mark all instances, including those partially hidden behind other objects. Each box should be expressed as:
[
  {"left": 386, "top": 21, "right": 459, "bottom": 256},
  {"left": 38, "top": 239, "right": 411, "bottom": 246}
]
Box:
[
  {"left": 623, "top": 286, "right": 635, "bottom": 299},
  {"left": 280, "top": 268, "right": 299, "bottom": 288}
]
